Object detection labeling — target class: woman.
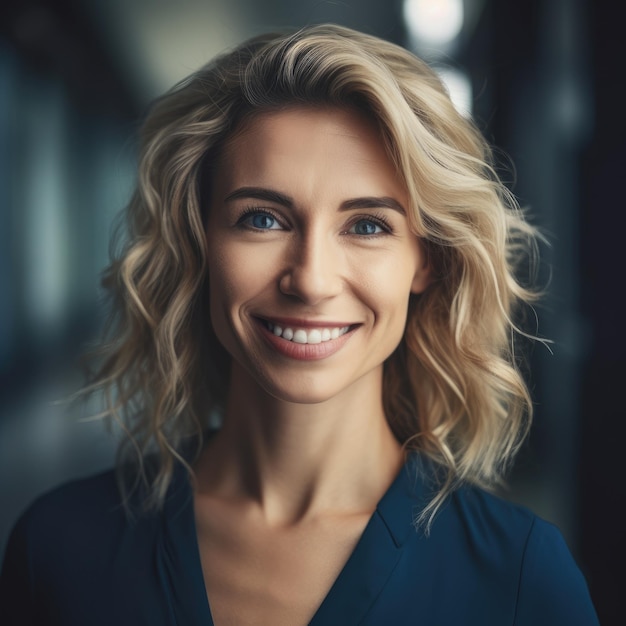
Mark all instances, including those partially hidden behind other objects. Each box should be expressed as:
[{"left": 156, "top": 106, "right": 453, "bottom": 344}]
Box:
[{"left": 0, "top": 24, "right": 598, "bottom": 625}]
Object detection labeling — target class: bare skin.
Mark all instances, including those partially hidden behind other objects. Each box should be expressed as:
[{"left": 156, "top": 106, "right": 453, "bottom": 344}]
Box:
[
  {"left": 194, "top": 368, "right": 404, "bottom": 625},
  {"left": 194, "top": 107, "right": 430, "bottom": 625}
]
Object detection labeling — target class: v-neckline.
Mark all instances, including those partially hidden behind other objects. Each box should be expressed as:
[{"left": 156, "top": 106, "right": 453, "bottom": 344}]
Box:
[{"left": 157, "top": 453, "right": 429, "bottom": 625}]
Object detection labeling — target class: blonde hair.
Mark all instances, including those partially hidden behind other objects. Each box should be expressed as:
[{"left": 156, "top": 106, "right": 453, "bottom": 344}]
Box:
[{"left": 86, "top": 24, "right": 541, "bottom": 521}]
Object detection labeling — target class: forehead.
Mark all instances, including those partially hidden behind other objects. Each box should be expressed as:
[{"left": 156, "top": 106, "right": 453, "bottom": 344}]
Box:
[
  {"left": 225, "top": 105, "right": 379, "bottom": 151},
  {"left": 213, "top": 106, "right": 406, "bottom": 198}
]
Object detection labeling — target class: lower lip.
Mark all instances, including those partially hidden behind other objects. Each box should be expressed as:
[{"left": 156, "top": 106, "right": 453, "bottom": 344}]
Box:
[{"left": 256, "top": 320, "right": 356, "bottom": 361}]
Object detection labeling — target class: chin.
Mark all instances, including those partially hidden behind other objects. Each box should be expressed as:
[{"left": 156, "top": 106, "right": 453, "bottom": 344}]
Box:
[
  {"left": 262, "top": 378, "right": 346, "bottom": 406},
  {"left": 256, "top": 364, "right": 382, "bottom": 406}
]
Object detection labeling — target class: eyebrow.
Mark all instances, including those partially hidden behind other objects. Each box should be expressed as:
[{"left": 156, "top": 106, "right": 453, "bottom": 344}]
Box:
[
  {"left": 224, "top": 187, "right": 294, "bottom": 208},
  {"left": 340, "top": 196, "right": 406, "bottom": 215},
  {"left": 223, "top": 186, "right": 406, "bottom": 215}
]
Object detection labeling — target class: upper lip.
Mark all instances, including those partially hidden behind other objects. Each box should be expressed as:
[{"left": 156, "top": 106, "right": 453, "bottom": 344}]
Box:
[{"left": 255, "top": 316, "right": 357, "bottom": 329}]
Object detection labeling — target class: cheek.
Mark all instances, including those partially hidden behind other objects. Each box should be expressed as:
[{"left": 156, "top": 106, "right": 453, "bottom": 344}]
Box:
[
  {"left": 206, "top": 256, "right": 251, "bottom": 366},
  {"left": 206, "top": 241, "right": 239, "bottom": 336},
  {"left": 353, "top": 252, "right": 418, "bottom": 355},
  {"left": 206, "top": 241, "right": 277, "bottom": 329},
  {"left": 354, "top": 252, "right": 417, "bottom": 308}
]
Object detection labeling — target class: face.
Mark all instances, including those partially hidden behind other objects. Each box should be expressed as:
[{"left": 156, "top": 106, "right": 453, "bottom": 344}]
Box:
[{"left": 205, "top": 106, "right": 430, "bottom": 404}]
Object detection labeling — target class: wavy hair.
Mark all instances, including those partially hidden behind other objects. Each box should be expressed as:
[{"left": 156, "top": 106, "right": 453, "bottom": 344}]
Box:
[{"left": 85, "top": 24, "right": 542, "bottom": 522}]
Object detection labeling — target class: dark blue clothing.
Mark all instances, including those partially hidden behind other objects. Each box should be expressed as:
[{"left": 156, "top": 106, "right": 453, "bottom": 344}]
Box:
[{"left": 0, "top": 455, "right": 599, "bottom": 625}]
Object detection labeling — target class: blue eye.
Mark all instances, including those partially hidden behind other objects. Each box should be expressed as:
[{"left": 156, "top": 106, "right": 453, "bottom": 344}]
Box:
[
  {"left": 239, "top": 211, "right": 282, "bottom": 230},
  {"left": 251, "top": 213, "right": 276, "bottom": 229},
  {"left": 349, "top": 219, "right": 384, "bottom": 236}
]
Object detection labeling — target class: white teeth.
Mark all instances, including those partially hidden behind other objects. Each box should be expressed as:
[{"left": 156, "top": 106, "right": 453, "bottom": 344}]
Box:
[
  {"left": 293, "top": 330, "right": 308, "bottom": 344},
  {"left": 265, "top": 322, "right": 350, "bottom": 344},
  {"left": 307, "top": 330, "right": 322, "bottom": 344}
]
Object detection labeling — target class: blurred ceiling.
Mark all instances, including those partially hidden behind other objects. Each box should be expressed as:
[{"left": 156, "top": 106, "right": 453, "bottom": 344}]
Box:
[
  {"left": 2, "top": 0, "right": 493, "bottom": 113},
  {"left": 79, "top": 0, "right": 407, "bottom": 106}
]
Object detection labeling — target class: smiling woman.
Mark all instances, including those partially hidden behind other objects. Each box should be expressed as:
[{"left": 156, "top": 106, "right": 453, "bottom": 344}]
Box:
[
  {"left": 205, "top": 107, "right": 428, "bottom": 409},
  {"left": 0, "top": 24, "right": 599, "bottom": 626}
]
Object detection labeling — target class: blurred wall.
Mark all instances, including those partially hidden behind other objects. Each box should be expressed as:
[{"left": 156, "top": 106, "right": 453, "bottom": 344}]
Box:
[
  {"left": 0, "top": 0, "right": 140, "bottom": 572},
  {"left": 0, "top": 0, "right": 622, "bottom": 622}
]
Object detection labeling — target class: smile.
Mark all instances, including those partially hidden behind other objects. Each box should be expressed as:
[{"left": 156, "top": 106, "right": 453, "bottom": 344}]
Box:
[{"left": 264, "top": 322, "right": 351, "bottom": 344}]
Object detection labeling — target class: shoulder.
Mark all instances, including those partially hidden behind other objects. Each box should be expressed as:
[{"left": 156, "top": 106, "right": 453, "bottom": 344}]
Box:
[
  {"left": 398, "top": 455, "right": 546, "bottom": 559},
  {"left": 25, "top": 467, "right": 121, "bottom": 515},
  {"left": 11, "top": 468, "right": 126, "bottom": 547},
  {"left": 418, "top": 484, "right": 540, "bottom": 584},
  {"left": 365, "top": 461, "right": 599, "bottom": 624},
  {"left": 447, "top": 483, "right": 537, "bottom": 547},
  {"left": 0, "top": 470, "right": 119, "bottom": 622},
  {"left": 512, "top": 511, "right": 599, "bottom": 625},
  {"left": 439, "top": 485, "right": 599, "bottom": 625},
  {"left": 0, "top": 469, "right": 173, "bottom": 624},
  {"left": 443, "top": 484, "right": 575, "bottom": 577},
  {"left": 2, "top": 469, "right": 131, "bottom": 583}
]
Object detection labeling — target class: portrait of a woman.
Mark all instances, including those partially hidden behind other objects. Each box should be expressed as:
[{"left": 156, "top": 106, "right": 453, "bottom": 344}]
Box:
[{"left": 0, "top": 24, "right": 599, "bottom": 625}]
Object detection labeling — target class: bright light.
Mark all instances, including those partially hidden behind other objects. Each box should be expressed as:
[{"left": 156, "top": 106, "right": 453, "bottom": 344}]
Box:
[
  {"left": 23, "top": 80, "right": 70, "bottom": 334},
  {"left": 437, "top": 67, "right": 473, "bottom": 117},
  {"left": 403, "top": 0, "right": 464, "bottom": 47}
]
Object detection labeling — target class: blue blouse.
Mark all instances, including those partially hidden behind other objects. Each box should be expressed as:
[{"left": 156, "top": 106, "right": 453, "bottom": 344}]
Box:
[{"left": 0, "top": 455, "right": 599, "bottom": 625}]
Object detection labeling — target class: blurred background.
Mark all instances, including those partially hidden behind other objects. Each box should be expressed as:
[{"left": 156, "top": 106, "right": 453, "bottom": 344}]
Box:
[{"left": 0, "top": 0, "right": 623, "bottom": 622}]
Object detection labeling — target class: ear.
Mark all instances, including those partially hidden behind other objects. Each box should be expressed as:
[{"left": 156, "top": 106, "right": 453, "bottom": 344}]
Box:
[
  {"left": 410, "top": 264, "right": 431, "bottom": 294},
  {"left": 410, "top": 244, "right": 432, "bottom": 294}
]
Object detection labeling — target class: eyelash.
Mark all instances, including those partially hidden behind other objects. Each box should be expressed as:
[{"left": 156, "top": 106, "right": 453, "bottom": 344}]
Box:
[
  {"left": 234, "top": 206, "right": 394, "bottom": 236},
  {"left": 345, "top": 212, "right": 394, "bottom": 237},
  {"left": 235, "top": 206, "right": 283, "bottom": 229}
]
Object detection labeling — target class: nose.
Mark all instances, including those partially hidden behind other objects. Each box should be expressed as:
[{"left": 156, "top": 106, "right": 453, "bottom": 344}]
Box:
[{"left": 279, "top": 229, "right": 343, "bottom": 304}]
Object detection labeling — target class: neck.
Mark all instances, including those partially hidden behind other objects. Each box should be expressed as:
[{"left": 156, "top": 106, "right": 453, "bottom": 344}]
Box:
[{"left": 194, "top": 362, "right": 404, "bottom": 526}]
